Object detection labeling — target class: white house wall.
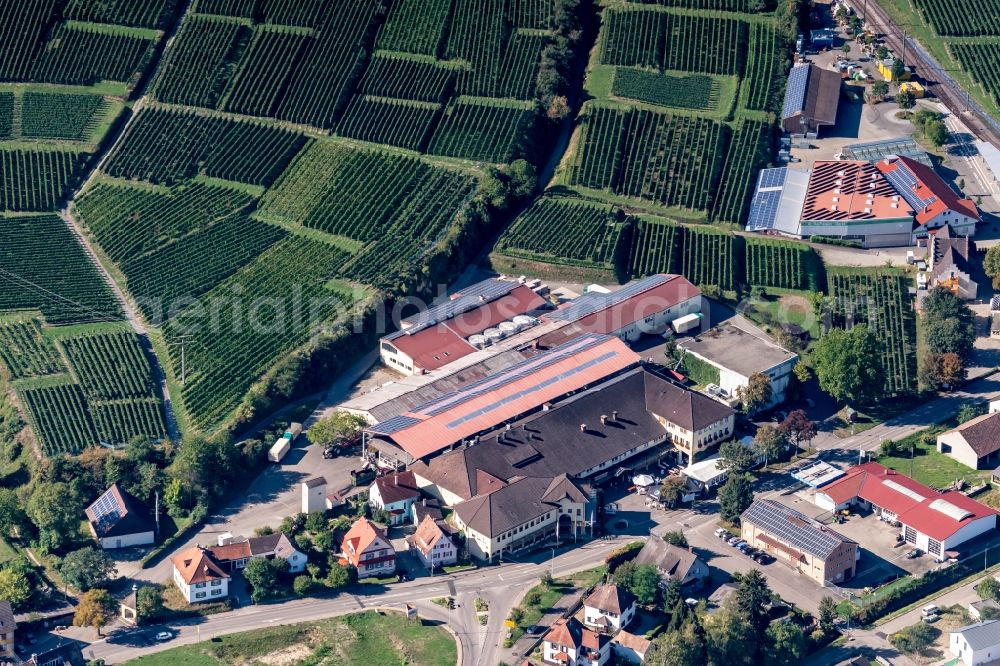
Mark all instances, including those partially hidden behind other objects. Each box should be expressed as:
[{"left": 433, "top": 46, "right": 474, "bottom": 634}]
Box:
[
  {"left": 937, "top": 431, "right": 981, "bottom": 469},
  {"left": 99, "top": 531, "right": 155, "bottom": 550},
  {"left": 942, "top": 515, "right": 998, "bottom": 551}
]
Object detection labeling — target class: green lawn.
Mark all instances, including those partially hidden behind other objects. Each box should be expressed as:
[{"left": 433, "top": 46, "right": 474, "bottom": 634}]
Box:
[
  {"left": 123, "top": 611, "right": 456, "bottom": 666},
  {"left": 877, "top": 428, "right": 989, "bottom": 489},
  {"left": 508, "top": 566, "right": 606, "bottom": 643},
  {"left": 0, "top": 537, "right": 17, "bottom": 564}
]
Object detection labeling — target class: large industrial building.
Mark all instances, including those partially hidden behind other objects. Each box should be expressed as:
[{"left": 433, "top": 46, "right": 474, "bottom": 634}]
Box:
[
  {"left": 746, "top": 156, "right": 980, "bottom": 247},
  {"left": 815, "top": 462, "right": 997, "bottom": 559}
]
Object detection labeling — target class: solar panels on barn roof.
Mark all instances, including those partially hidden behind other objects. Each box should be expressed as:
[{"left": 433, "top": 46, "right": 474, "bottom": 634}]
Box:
[
  {"left": 547, "top": 274, "right": 671, "bottom": 323},
  {"left": 782, "top": 64, "right": 810, "bottom": 120},
  {"left": 90, "top": 486, "right": 122, "bottom": 534},
  {"left": 387, "top": 279, "right": 518, "bottom": 338}
]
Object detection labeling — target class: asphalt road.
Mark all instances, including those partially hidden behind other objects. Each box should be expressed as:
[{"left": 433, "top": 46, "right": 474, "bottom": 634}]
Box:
[{"left": 88, "top": 535, "right": 631, "bottom": 664}]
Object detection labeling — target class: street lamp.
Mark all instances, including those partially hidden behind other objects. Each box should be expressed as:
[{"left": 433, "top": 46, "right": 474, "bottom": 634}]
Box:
[{"left": 551, "top": 546, "right": 557, "bottom": 576}]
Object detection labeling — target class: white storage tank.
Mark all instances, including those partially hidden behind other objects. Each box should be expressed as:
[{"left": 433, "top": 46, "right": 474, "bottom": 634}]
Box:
[
  {"left": 484, "top": 328, "right": 505, "bottom": 343},
  {"left": 499, "top": 320, "right": 521, "bottom": 336},
  {"left": 513, "top": 315, "right": 536, "bottom": 329},
  {"left": 469, "top": 334, "right": 488, "bottom": 349}
]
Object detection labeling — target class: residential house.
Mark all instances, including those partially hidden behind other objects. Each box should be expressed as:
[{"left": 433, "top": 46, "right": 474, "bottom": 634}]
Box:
[
  {"left": 408, "top": 514, "right": 456, "bottom": 570},
  {"left": 937, "top": 411, "right": 1000, "bottom": 469},
  {"left": 210, "top": 533, "right": 307, "bottom": 574},
  {"left": 370, "top": 471, "right": 422, "bottom": 526},
  {"left": 927, "top": 225, "right": 978, "bottom": 300},
  {"left": 951, "top": 619, "right": 1000, "bottom": 666},
  {"left": 340, "top": 518, "right": 396, "bottom": 577},
  {"left": 411, "top": 498, "right": 444, "bottom": 527},
  {"left": 453, "top": 475, "right": 590, "bottom": 561},
  {"left": 542, "top": 617, "right": 611, "bottom": 666},
  {"left": 741, "top": 499, "right": 859, "bottom": 586},
  {"left": 85, "top": 483, "right": 155, "bottom": 549},
  {"left": 22, "top": 644, "right": 86, "bottom": 666},
  {"left": 611, "top": 631, "right": 651, "bottom": 664},
  {"left": 634, "top": 535, "right": 709, "bottom": 587},
  {"left": 170, "top": 546, "right": 230, "bottom": 603},
  {"left": 583, "top": 584, "right": 637, "bottom": 632},
  {"left": 0, "top": 601, "right": 14, "bottom": 662}
]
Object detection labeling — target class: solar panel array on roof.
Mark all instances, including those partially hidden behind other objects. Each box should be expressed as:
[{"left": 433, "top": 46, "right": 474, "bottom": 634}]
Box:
[
  {"left": 883, "top": 163, "right": 937, "bottom": 211},
  {"left": 746, "top": 168, "right": 788, "bottom": 231},
  {"left": 444, "top": 350, "right": 620, "bottom": 429},
  {"left": 759, "top": 167, "right": 787, "bottom": 190},
  {"left": 90, "top": 487, "right": 123, "bottom": 534},
  {"left": 388, "top": 279, "right": 518, "bottom": 338},
  {"left": 422, "top": 334, "right": 609, "bottom": 416},
  {"left": 368, "top": 414, "right": 422, "bottom": 436},
  {"left": 547, "top": 275, "right": 672, "bottom": 323},
  {"left": 743, "top": 500, "right": 846, "bottom": 559},
  {"left": 782, "top": 65, "right": 810, "bottom": 120}
]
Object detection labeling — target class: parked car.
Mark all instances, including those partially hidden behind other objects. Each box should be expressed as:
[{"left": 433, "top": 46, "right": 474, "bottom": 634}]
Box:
[
  {"left": 604, "top": 503, "right": 618, "bottom": 515},
  {"left": 155, "top": 631, "right": 173, "bottom": 642},
  {"left": 907, "top": 549, "right": 922, "bottom": 559},
  {"left": 732, "top": 540, "right": 747, "bottom": 549},
  {"left": 921, "top": 604, "right": 940, "bottom": 617},
  {"left": 737, "top": 542, "right": 751, "bottom": 552},
  {"left": 727, "top": 536, "right": 742, "bottom": 545},
  {"left": 714, "top": 528, "right": 729, "bottom": 539}
]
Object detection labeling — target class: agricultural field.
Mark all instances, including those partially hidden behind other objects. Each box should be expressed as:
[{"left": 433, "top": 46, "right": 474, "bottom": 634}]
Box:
[
  {"left": 18, "top": 383, "right": 99, "bottom": 456},
  {"left": 61, "top": 329, "right": 161, "bottom": 400},
  {"left": 0, "top": 214, "right": 120, "bottom": 324},
  {"left": 0, "top": 92, "right": 12, "bottom": 138},
  {"left": 629, "top": 218, "right": 681, "bottom": 277},
  {"left": 153, "top": 15, "right": 248, "bottom": 108},
  {"left": 335, "top": 96, "right": 441, "bottom": 152},
  {"left": 29, "top": 24, "right": 156, "bottom": 87},
  {"left": 103, "top": 107, "right": 306, "bottom": 185},
  {"left": 493, "top": 197, "right": 631, "bottom": 278},
  {"left": 62, "top": 0, "right": 178, "bottom": 29},
  {"left": 745, "top": 237, "right": 824, "bottom": 291},
  {"left": 357, "top": 55, "right": 456, "bottom": 104},
  {"left": 19, "top": 92, "right": 108, "bottom": 142},
  {"left": 0, "top": 319, "right": 65, "bottom": 380},
  {"left": 711, "top": 119, "right": 774, "bottom": 224},
  {"left": 949, "top": 43, "right": 1000, "bottom": 105},
  {"left": 427, "top": 98, "right": 539, "bottom": 163},
  {"left": 161, "top": 236, "right": 356, "bottom": 429},
  {"left": 912, "top": 0, "right": 1000, "bottom": 37},
  {"left": 611, "top": 69, "right": 721, "bottom": 111},
  {"left": 377, "top": 0, "right": 452, "bottom": 55},
  {"left": 74, "top": 180, "right": 256, "bottom": 264},
  {"left": 681, "top": 226, "right": 740, "bottom": 291},
  {"left": 0, "top": 149, "right": 90, "bottom": 211},
  {"left": 828, "top": 268, "right": 917, "bottom": 396}
]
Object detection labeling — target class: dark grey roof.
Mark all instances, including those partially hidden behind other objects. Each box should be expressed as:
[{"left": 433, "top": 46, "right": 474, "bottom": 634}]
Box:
[
  {"left": 547, "top": 275, "right": 671, "bottom": 323},
  {"left": 85, "top": 483, "right": 154, "bottom": 538},
  {"left": 0, "top": 599, "right": 14, "bottom": 631},
  {"left": 955, "top": 620, "right": 1000, "bottom": 650},
  {"left": 413, "top": 369, "right": 673, "bottom": 499},
  {"left": 25, "top": 643, "right": 86, "bottom": 666},
  {"left": 644, "top": 371, "right": 735, "bottom": 431},
  {"left": 741, "top": 499, "right": 856, "bottom": 559},
  {"left": 387, "top": 279, "right": 517, "bottom": 338},
  {"left": 303, "top": 476, "right": 326, "bottom": 488},
  {"left": 455, "top": 476, "right": 586, "bottom": 538},
  {"left": 634, "top": 536, "right": 703, "bottom": 583}
]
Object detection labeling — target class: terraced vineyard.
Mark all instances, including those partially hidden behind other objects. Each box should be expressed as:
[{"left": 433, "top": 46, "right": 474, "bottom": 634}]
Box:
[
  {"left": 18, "top": 383, "right": 99, "bottom": 456},
  {"left": 912, "top": 0, "right": 1000, "bottom": 37},
  {"left": 161, "top": 236, "right": 355, "bottom": 429},
  {"left": 0, "top": 215, "right": 120, "bottom": 324},
  {"left": 711, "top": 119, "right": 774, "bottom": 224},
  {"left": 492, "top": 197, "right": 631, "bottom": 281},
  {"left": 61, "top": 329, "right": 158, "bottom": 400},
  {"left": 828, "top": 269, "right": 917, "bottom": 396},
  {"left": 0, "top": 149, "right": 89, "bottom": 211},
  {"left": 104, "top": 107, "right": 306, "bottom": 185},
  {"left": 29, "top": 24, "right": 156, "bottom": 86},
  {"left": 745, "top": 238, "right": 824, "bottom": 291},
  {"left": 949, "top": 43, "right": 1000, "bottom": 105},
  {"left": 0, "top": 319, "right": 65, "bottom": 380},
  {"left": 428, "top": 99, "right": 538, "bottom": 163},
  {"left": 20, "top": 92, "right": 107, "bottom": 141},
  {"left": 153, "top": 15, "right": 248, "bottom": 107},
  {"left": 681, "top": 226, "right": 740, "bottom": 291},
  {"left": 629, "top": 218, "right": 681, "bottom": 277},
  {"left": 611, "top": 69, "right": 719, "bottom": 111}
]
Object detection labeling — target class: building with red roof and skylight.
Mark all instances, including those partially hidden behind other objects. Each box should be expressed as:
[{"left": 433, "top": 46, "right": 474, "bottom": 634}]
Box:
[{"left": 814, "top": 462, "right": 997, "bottom": 560}]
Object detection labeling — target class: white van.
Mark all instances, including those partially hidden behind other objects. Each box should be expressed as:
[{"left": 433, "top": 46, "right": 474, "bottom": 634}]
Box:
[{"left": 921, "top": 604, "right": 939, "bottom": 617}]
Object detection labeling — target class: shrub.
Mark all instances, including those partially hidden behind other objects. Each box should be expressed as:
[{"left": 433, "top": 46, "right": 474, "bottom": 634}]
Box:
[
  {"left": 605, "top": 541, "right": 643, "bottom": 572},
  {"left": 293, "top": 575, "right": 313, "bottom": 596}
]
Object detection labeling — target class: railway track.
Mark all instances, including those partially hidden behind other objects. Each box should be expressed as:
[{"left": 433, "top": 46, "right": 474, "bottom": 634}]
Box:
[{"left": 862, "top": 1, "right": 1000, "bottom": 149}]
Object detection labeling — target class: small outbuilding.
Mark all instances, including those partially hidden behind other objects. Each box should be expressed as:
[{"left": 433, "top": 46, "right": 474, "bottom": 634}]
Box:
[{"left": 782, "top": 63, "right": 841, "bottom": 136}]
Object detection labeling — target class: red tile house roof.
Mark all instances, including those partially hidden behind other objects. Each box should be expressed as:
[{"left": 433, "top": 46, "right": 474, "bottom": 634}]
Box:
[
  {"left": 820, "top": 462, "right": 997, "bottom": 541},
  {"left": 545, "top": 617, "right": 610, "bottom": 657},
  {"left": 340, "top": 518, "right": 393, "bottom": 568},
  {"left": 171, "top": 547, "right": 230, "bottom": 585},
  {"left": 801, "top": 161, "right": 913, "bottom": 222},
  {"left": 876, "top": 155, "right": 979, "bottom": 225}
]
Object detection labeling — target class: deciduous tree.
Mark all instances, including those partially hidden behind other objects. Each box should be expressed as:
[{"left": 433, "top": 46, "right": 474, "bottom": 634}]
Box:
[
  {"left": 819, "top": 595, "right": 838, "bottom": 634},
  {"left": 718, "top": 440, "right": 757, "bottom": 475},
  {"left": 736, "top": 372, "right": 772, "bottom": 414},
  {"left": 753, "top": 425, "right": 786, "bottom": 467},
  {"left": 659, "top": 476, "right": 686, "bottom": 509},
  {"left": 766, "top": 621, "right": 806, "bottom": 665},
  {"left": 780, "top": 409, "right": 817, "bottom": 452},
  {"left": 719, "top": 473, "right": 755, "bottom": 524},
  {"left": 812, "top": 325, "right": 882, "bottom": 404},
  {"left": 59, "top": 547, "right": 117, "bottom": 592},
  {"left": 244, "top": 557, "right": 289, "bottom": 602},
  {"left": 73, "top": 589, "right": 118, "bottom": 637},
  {"left": 307, "top": 413, "right": 366, "bottom": 448}
]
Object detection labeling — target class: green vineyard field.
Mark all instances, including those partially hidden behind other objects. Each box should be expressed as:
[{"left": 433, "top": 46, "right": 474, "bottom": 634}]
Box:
[{"left": 0, "top": 319, "right": 65, "bottom": 380}]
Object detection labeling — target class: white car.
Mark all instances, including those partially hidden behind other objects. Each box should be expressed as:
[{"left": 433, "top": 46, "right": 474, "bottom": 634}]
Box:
[
  {"left": 155, "top": 631, "right": 173, "bottom": 642},
  {"left": 714, "top": 528, "right": 729, "bottom": 538}
]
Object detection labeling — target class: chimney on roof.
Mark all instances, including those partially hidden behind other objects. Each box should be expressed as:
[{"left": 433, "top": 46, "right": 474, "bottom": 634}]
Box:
[
  {"left": 612, "top": 410, "right": 618, "bottom": 422},
  {"left": 600, "top": 415, "right": 608, "bottom": 425},
  {"left": 506, "top": 424, "right": 512, "bottom": 431},
  {"left": 580, "top": 423, "right": 587, "bottom": 433},
  {"left": 479, "top": 295, "right": 486, "bottom": 301}
]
